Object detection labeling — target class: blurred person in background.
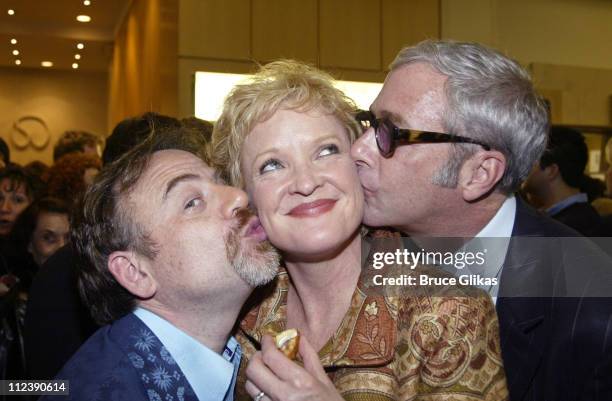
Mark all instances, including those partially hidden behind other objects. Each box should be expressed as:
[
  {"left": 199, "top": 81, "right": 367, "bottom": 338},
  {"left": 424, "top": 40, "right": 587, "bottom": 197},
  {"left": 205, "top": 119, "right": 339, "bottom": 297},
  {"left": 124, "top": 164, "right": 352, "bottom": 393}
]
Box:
[
  {"left": 0, "top": 198, "right": 70, "bottom": 381},
  {"left": 24, "top": 161, "right": 50, "bottom": 184},
  {"left": 24, "top": 161, "right": 50, "bottom": 204},
  {"left": 592, "top": 137, "right": 612, "bottom": 217},
  {"left": 0, "top": 138, "right": 10, "bottom": 169},
  {"left": 522, "top": 126, "right": 603, "bottom": 236},
  {"left": 4, "top": 198, "right": 70, "bottom": 291},
  {"left": 0, "top": 167, "right": 42, "bottom": 380},
  {"left": 0, "top": 166, "right": 39, "bottom": 240},
  {"left": 53, "top": 130, "right": 103, "bottom": 162},
  {"left": 1, "top": 166, "right": 39, "bottom": 296},
  {"left": 45, "top": 153, "right": 101, "bottom": 210}
]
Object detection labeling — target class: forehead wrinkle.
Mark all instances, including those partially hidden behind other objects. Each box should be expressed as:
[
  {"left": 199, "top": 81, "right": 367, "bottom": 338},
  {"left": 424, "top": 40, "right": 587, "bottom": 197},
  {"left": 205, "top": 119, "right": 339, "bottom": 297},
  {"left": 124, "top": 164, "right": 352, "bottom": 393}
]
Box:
[
  {"left": 163, "top": 173, "right": 201, "bottom": 201},
  {"left": 379, "top": 65, "right": 447, "bottom": 132}
]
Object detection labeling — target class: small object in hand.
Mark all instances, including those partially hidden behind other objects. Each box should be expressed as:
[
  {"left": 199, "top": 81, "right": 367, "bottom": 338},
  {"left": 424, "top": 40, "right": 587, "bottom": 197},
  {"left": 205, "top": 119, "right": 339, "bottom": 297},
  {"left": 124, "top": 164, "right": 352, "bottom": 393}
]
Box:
[
  {"left": 254, "top": 391, "right": 266, "bottom": 401},
  {"left": 274, "top": 328, "right": 300, "bottom": 360}
]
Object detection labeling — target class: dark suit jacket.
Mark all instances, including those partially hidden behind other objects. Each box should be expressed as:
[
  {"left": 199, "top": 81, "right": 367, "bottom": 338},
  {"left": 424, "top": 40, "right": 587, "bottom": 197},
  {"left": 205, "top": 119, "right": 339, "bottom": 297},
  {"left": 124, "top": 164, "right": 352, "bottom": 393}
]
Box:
[
  {"left": 497, "top": 198, "right": 612, "bottom": 401},
  {"left": 40, "top": 313, "right": 198, "bottom": 401},
  {"left": 550, "top": 201, "right": 604, "bottom": 237},
  {"left": 24, "top": 245, "right": 98, "bottom": 380}
]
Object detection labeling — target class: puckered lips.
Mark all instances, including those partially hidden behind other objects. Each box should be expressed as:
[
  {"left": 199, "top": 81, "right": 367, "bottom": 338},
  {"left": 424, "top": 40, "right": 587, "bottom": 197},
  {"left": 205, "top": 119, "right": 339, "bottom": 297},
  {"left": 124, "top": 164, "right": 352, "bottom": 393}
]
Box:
[
  {"left": 287, "top": 198, "right": 337, "bottom": 218},
  {"left": 244, "top": 216, "right": 267, "bottom": 242}
]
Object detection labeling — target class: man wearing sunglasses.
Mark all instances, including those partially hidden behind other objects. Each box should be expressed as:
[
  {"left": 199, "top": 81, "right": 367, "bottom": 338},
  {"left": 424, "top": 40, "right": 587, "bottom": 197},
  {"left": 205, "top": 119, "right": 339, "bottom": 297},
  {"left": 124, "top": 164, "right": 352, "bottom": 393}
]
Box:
[{"left": 351, "top": 40, "right": 612, "bottom": 401}]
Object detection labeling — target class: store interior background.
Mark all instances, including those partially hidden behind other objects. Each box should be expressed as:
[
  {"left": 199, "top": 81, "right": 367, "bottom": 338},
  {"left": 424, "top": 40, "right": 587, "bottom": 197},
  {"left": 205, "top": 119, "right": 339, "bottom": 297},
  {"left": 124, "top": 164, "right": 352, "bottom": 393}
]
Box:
[{"left": 1, "top": 0, "right": 611, "bottom": 176}]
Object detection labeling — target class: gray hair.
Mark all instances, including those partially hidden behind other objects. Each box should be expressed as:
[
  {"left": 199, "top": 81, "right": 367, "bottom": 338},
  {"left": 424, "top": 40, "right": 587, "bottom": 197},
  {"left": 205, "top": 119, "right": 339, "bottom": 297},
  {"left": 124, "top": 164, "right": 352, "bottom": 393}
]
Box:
[{"left": 391, "top": 40, "right": 549, "bottom": 193}]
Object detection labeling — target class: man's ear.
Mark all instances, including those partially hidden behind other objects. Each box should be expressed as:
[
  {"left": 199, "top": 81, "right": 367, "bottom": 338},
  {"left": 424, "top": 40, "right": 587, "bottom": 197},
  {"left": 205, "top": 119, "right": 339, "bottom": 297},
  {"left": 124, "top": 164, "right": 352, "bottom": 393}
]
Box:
[
  {"left": 541, "top": 163, "right": 559, "bottom": 181},
  {"left": 459, "top": 150, "right": 507, "bottom": 202},
  {"left": 107, "top": 251, "right": 157, "bottom": 299}
]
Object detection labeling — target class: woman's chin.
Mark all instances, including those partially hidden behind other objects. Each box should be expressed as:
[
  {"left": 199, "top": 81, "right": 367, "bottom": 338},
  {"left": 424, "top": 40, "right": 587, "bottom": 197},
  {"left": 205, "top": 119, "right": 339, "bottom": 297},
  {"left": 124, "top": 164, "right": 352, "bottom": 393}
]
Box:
[{"left": 275, "top": 229, "right": 361, "bottom": 262}]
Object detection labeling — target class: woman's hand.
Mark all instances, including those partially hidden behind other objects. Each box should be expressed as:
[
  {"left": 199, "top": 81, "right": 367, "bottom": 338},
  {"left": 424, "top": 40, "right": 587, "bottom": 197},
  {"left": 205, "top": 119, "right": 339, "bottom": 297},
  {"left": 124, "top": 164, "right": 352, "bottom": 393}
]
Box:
[{"left": 245, "top": 334, "right": 344, "bottom": 401}]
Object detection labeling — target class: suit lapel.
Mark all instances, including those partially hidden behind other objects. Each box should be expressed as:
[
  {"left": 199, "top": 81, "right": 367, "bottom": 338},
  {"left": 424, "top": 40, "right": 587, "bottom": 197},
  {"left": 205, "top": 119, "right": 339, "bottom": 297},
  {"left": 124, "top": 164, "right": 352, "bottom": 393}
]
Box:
[
  {"left": 496, "top": 198, "right": 552, "bottom": 400},
  {"left": 111, "top": 314, "right": 200, "bottom": 401}
]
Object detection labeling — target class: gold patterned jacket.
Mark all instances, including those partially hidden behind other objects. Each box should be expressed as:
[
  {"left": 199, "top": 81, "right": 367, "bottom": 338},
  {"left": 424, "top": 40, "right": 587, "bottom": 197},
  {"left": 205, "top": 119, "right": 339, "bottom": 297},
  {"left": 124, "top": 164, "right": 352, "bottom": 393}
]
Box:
[{"left": 235, "top": 268, "right": 508, "bottom": 401}]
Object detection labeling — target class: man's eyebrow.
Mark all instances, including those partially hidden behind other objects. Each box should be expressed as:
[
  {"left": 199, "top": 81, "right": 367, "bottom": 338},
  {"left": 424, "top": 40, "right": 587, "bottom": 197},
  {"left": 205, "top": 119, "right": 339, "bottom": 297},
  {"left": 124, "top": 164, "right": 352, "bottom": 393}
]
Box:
[
  {"left": 371, "top": 107, "right": 407, "bottom": 126},
  {"left": 163, "top": 173, "right": 200, "bottom": 201}
]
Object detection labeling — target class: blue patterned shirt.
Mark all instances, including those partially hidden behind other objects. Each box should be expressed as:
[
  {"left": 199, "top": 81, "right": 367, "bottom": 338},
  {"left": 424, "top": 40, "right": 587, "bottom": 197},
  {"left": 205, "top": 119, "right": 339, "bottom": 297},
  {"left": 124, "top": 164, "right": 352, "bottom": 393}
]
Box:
[{"left": 134, "top": 308, "right": 242, "bottom": 401}]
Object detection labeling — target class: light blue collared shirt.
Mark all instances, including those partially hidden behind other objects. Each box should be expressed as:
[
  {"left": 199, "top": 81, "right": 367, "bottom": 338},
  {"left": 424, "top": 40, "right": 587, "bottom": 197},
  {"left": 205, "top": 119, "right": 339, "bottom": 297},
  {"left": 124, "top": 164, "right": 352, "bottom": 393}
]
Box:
[
  {"left": 546, "top": 192, "right": 588, "bottom": 216},
  {"left": 133, "top": 307, "right": 242, "bottom": 401}
]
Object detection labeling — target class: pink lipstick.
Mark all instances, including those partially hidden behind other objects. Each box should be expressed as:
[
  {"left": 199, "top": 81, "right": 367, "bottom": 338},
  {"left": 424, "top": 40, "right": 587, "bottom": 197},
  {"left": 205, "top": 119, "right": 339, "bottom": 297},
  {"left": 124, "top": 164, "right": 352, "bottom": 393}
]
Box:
[{"left": 288, "top": 199, "right": 337, "bottom": 218}]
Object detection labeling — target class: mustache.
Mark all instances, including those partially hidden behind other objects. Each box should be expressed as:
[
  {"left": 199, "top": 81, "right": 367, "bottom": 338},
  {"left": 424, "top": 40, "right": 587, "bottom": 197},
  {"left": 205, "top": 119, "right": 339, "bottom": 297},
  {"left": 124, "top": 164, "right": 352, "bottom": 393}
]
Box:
[{"left": 233, "top": 207, "right": 256, "bottom": 232}]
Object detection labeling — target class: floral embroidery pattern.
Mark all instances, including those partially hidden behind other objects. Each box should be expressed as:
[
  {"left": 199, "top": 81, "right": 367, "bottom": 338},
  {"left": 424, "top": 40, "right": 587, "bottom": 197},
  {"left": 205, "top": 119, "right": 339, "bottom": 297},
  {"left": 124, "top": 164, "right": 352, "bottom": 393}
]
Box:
[
  {"left": 177, "top": 386, "right": 185, "bottom": 401},
  {"left": 133, "top": 329, "right": 156, "bottom": 352},
  {"left": 148, "top": 389, "right": 162, "bottom": 401},
  {"left": 122, "top": 317, "right": 197, "bottom": 400},
  {"left": 128, "top": 352, "right": 145, "bottom": 369},
  {"left": 356, "top": 301, "right": 387, "bottom": 360},
  {"left": 152, "top": 366, "right": 173, "bottom": 391},
  {"left": 160, "top": 346, "right": 177, "bottom": 365}
]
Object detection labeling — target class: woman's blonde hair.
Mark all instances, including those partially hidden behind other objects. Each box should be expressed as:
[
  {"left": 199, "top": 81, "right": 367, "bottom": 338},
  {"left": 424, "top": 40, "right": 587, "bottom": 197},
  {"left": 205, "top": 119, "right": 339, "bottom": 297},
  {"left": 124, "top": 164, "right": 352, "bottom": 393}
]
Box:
[{"left": 211, "top": 60, "right": 361, "bottom": 187}]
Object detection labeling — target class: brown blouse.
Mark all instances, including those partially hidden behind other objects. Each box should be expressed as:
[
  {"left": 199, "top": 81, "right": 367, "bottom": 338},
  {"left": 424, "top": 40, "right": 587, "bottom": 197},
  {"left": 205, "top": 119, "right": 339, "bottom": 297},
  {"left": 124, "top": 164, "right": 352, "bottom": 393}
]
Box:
[{"left": 236, "top": 268, "right": 508, "bottom": 401}]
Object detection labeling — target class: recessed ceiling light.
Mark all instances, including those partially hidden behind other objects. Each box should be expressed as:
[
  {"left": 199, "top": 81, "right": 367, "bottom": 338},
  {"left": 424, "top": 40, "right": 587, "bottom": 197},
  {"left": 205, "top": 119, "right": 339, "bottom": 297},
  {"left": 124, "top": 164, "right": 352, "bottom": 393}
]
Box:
[
  {"left": 74, "top": 54, "right": 81, "bottom": 60},
  {"left": 84, "top": 0, "right": 91, "bottom": 5},
  {"left": 10, "top": 39, "right": 17, "bottom": 45},
  {"left": 77, "top": 43, "right": 85, "bottom": 50},
  {"left": 41, "top": 61, "right": 53, "bottom": 68},
  {"left": 72, "top": 63, "right": 79, "bottom": 69},
  {"left": 15, "top": 59, "right": 21, "bottom": 65},
  {"left": 12, "top": 50, "right": 19, "bottom": 56},
  {"left": 76, "top": 15, "right": 91, "bottom": 23},
  {"left": 7, "top": 9, "right": 15, "bottom": 16}
]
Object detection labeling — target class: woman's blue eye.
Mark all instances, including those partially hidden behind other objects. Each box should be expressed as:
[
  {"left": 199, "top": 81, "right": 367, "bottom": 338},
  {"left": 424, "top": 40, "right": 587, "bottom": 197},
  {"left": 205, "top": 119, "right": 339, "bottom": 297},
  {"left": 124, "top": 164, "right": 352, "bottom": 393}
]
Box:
[
  {"left": 185, "top": 198, "right": 203, "bottom": 210},
  {"left": 260, "top": 159, "right": 283, "bottom": 174},
  {"left": 318, "top": 144, "right": 339, "bottom": 157}
]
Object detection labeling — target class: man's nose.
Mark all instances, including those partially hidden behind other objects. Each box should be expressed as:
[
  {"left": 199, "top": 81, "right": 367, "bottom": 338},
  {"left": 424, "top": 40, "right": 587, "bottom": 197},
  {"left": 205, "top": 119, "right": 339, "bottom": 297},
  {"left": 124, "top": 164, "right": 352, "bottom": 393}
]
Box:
[
  {"left": 219, "top": 185, "right": 249, "bottom": 218},
  {"left": 351, "top": 127, "right": 378, "bottom": 167}
]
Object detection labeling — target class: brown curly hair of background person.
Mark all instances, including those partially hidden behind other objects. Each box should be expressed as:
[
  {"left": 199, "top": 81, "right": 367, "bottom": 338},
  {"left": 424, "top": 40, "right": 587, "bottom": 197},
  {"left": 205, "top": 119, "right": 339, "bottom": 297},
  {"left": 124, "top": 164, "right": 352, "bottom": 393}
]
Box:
[{"left": 45, "top": 153, "right": 102, "bottom": 208}]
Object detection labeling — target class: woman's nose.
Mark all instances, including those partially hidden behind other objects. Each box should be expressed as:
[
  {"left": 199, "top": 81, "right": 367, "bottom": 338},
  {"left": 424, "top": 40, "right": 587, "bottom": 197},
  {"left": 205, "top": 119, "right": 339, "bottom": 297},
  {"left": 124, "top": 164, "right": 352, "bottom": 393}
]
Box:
[
  {"left": 0, "top": 199, "right": 11, "bottom": 213},
  {"left": 288, "top": 166, "right": 323, "bottom": 196}
]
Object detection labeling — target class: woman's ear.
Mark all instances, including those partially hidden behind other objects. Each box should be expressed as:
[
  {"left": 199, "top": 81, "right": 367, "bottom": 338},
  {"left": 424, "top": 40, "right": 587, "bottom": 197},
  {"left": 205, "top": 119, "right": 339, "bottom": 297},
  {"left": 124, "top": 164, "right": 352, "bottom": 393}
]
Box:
[
  {"left": 107, "top": 251, "right": 157, "bottom": 299},
  {"left": 459, "top": 150, "right": 507, "bottom": 202}
]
